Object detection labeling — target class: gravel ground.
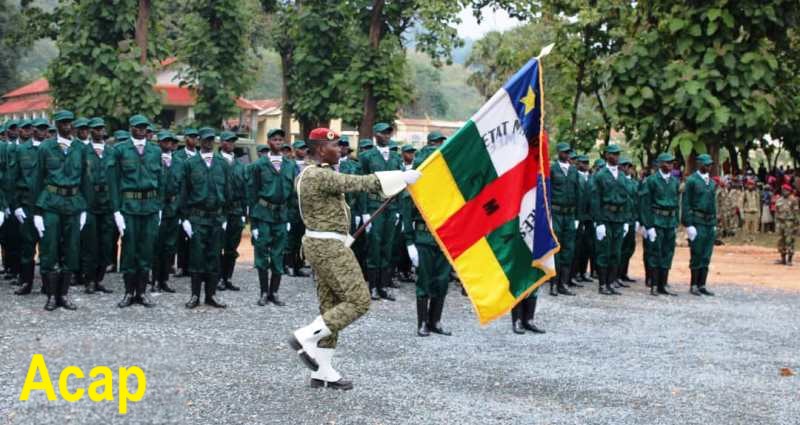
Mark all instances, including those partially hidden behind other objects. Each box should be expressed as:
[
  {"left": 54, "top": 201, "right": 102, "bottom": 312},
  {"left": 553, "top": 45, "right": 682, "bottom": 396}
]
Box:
[{"left": 1, "top": 264, "right": 798, "bottom": 425}]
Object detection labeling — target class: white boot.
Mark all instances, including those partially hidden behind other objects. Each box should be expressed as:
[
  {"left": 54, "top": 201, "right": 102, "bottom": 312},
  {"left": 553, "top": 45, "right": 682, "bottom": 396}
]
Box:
[
  {"left": 289, "top": 316, "right": 331, "bottom": 371},
  {"left": 310, "top": 348, "right": 353, "bottom": 390}
]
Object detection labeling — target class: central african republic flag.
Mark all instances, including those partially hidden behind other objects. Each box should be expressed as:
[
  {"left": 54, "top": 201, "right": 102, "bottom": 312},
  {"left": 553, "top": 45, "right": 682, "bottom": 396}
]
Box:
[{"left": 408, "top": 53, "right": 559, "bottom": 325}]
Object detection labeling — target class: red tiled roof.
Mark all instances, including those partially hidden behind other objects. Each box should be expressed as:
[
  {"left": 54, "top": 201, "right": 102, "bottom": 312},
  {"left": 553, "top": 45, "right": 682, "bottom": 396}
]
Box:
[
  {"left": 2, "top": 79, "right": 50, "bottom": 99},
  {"left": 0, "top": 94, "right": 52, "bottom": 114},
  {"left": 236, "top": 97, "right": 280, "bottom": 111},
  {"left": 154, "top": 85, "right": 196, "bottom": 107},
  {"left": 160, "top": 57, "right": 178, "bottom": 67}
]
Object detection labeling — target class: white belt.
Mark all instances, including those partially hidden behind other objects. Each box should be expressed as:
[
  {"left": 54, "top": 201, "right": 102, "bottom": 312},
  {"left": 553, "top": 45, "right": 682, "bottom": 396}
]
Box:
[{"left": 305, "top": 230, "right": 355, "bottom": 247}]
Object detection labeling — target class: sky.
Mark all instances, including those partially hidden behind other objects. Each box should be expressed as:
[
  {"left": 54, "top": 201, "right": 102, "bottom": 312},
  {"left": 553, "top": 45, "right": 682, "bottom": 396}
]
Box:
[{"left": 457, "top": 7, "right": 524, "bottom": 39}]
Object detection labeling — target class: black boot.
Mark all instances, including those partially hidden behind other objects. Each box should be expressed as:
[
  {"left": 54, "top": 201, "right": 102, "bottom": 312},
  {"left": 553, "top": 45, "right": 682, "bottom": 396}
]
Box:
[
  {"left": 650, "top": 269, "right": 658, "bottom": 296},
  {"left": 118, "top": 274, "right": 136, "bottom": 307},
  {"left": 377, "top": 268, "right": 395, "bottom": 301},
  {"left": 136, "top": 271, "right": 156, "bottom": 307},
  {"left": 549, "top": 279, "right": 558, "bottom": 296},
  {"left": 428, "top": 297, "right": 451, "bottom": 335},
  {"left": 556, "top": 267, "right": 576, "bottom": 296},
  {"left": 14, "top": 262, "right": 34, "bottom": 295},
  {"left": 43, "top": 272, "right": 58, "bottom": 311},
  {"left": 204, "top": 273, "right": 226, "bottom": 308},
  {"left": 84, "top": 270, "right": 97, "bottom": 294},
  {"left": 367, "top": 269, "right": 380, "bottom": 300},
  {"left": 620, "top": 260, "right": 635, "bottom": 282},
  {"left": 157, "top": 257, "right": 175, "bottom": 293},
  {"left": 698, "top": 268, "right": 714, "bottom": 296},
  {"left": 511, "top": 304, "right": 525, "bottom": 334},
  {"left": 94, "top": 265, "right": 113, "bottom": 293},
  {"left": 788, "top": 254, "right": 794, "bottom": 266},
  {"left": 606, "top": 266, "right": 622, "bottom": 295},
  {"left": 776, "top": 254, "right": 787, "bottom": 265},
  {"left": 416, "top": 296, "right": 430, "bottom": 337},
  {"left": 645, "top": 267, "right": 653, "bottom": 288},
  {"left": 598, "top": 268, "right": 612, "bottom": 295},
  {"left": 268, "top": 272, "right": 285, "bottom": 306},
  {"left": 657, "top": 269, "right": 677, "bottom": 296},
  {"left": 57, "top": 272, "right": 77, "bottom": 310},
  {"left": 186, "top": 273, "right": 201, "bottom": 308},
  {"left": 689, "top": 269, "right": 702, "bottom": 295},
  {"left": 521, "top": 297, "right": 546, "bottom": 333},
  {"left": 223, "top": 255, "right": 240, "bottom": 291},
  {"left": 257, "top": 269, "right": 269, "bottom": 306},
  {"left": 291, "top": 252, "right": 309, "bottom": 277}
]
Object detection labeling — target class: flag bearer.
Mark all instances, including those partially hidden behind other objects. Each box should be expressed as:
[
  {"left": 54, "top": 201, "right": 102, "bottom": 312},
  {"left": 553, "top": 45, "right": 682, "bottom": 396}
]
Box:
[
  {"left": 218, "top": 131, "right": 247, "bottom": 291},
  {"left": 640, "top": 153, "right": 679, "bottom": 296},
  {"left": 590, "top": 144, "right": 627, "bottom": 296},
  {"left": 681, "top": 154, "right": 717, "bottom": 296},
  {"left": 549, "top": 142, "right": 578, "bottom": 296}
]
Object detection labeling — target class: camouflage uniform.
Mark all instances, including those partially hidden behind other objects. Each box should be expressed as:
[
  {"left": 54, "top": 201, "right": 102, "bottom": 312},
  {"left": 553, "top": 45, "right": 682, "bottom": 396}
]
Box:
[
  {"left": 741, "top": 188, "right": 761, "bottom": 236},
  {"left": 775, "top": 194, "right": 799, "bottom": 259}
]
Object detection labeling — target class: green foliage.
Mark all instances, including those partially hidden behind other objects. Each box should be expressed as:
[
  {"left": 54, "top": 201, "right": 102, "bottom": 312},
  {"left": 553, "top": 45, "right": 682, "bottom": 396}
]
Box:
[{"left": 0, "top": 0, "right": 23, "bottom": 93}]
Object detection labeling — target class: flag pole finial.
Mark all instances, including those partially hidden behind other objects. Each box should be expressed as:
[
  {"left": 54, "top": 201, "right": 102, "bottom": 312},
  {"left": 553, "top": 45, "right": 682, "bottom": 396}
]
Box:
[{"left": 537, "top": 43, "right": 555, "bottom": 59}]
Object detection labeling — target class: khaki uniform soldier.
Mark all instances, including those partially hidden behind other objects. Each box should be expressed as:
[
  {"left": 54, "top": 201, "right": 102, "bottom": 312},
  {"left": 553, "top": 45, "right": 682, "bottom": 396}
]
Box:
[
  {"left": 572, "top": 154, "right": 594, "bottom": 284},
  {"left": 590, "top": 144, "right": 627, "bottom": 295},
  {"left": 741, "top": 180, "right": 760, "bottom": 238},
  {"left": 775, "top": 184, "right": 799, "bottom": 265},
  {"left": 79, "top": 117, "right": 115, "bottom": 294},
  {"left": 548, "top": 142, "right": 578, "bottom": 297},
  {"left": 640, "top": 153, "right": 679, "bottom": 296},
  {"left": 218, "top": 131, "right": 247, "bottom": 292},
  {"left": 110, "top": 114, "right": 163, "bottom": 308},
  {"left": 248, "top": 128, "right": 298, "bottom": 306},
  {"left": 150, "top": 130, "right": 181, "bottom": 293},
  {"left": 33, "top": 110, "right": 92, "bottom": 311},
  {"left": 682, "top": 154, "right": 716, "bottom": 296},
  {"left": 289, "top": 128, "right": 421, "bottom": 390},
  {"left": 180, "top": 128, "right": 229, "bottom": 309},
  {"left": 174, "top": 127, "right": 199, "bottom": 277},
  {"left": 11, "top": 118, "right": 48, "bottom": 295},
  {"left": 618, "top": 157, "right": 638, "bottom": 286},
  {"left": 286, "top": 140, "right": 310, "bottom": 277}
]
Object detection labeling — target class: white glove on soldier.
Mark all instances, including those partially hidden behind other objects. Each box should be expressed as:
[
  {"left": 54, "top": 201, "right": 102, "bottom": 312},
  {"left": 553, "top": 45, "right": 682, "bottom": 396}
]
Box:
[
  {"left": 623, "top": 222, "right": 630, "bottom": 236},
  {"left": 407, "top": 244, "right": 419, "bottom": 268},
  {"left": 252, "top": 228, "right": 259, "bottom": 240},
  {"left": 182, "top": 220, "right": 193, "bottom": 238},
  {"left": 14, "top": 208, "right": 26, "bottom": 224},
  {"left": 286, "top": 223, "right": 291, "bottom": 231},
  {"left": 79, "top": 211, "right": 87, "bottom": 231},
  {"left": 686, "top": 226, "right": 698, "bottom": 241},
  {"left": 635, "top": 221, "right": 641, "bottom": 233},
  {"left": 222, "top": 221, "right": 227, "bottom": 231},
  {"left": 355, "top": 215, "right": 362, "bottom": 226},
  {"left": 362, "top": 214, "right": 371, "bottom": 232},
  {"left": 158, "top": 210, "right": 162, "bottom": 226},
  {"left": 241, "top": 216, "right": 246, "bottom": 223},
  {"left": 574, "top": 220, "right": 580, "bottom": 230},
  {"left": 401, "top": 170, "right": 422, "bottom": 185},
  {"left": 647, "top": 228, "right": 657, "bottom": 242},
  {"left": 596, "top": 224, "right": 606, "bottom": 241},
  {"left": 33, "top": 215, "right": 45, "bottom": 238},
  {"left": 395, "top": 213, "right": 400, "bottom": 226},
  {"left": 114, "top": 211, "right": 126, "bottom": 236},
  {"left": 0, "top": 211, "right": 4, "bottom": 228}
]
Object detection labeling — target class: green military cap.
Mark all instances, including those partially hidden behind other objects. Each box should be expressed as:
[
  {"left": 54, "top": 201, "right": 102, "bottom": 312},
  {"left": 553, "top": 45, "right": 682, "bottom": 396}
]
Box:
[
  {"left": 280, "top": 143, "right": 291, "bottom": 150},
  {"left": 292, "top": 140, "right": 307, "bottom": 150},
  {"left": 53, "top": 110, "right": 75, "bottom": 122},
  {"left": 556, "top": 142, "right": 572, "bottom": 152},
  {"left": 88, "top": 117, "right": 105, "bottom": 128},
  {"left": 220, "top": 131, "right": 238, "bottom": 142},
  {"left": 0, "top": 123, "right": 5, "bottom": 132},
  {"left": 128, "top": 114, "right": 149, "bottom": 127},
  {"left": 576, "top": 154, "right": 590, "bottom": 162},
  {"left": 605, "top": 144, "right": 621, "bottom": 154},
  {"left": 198, "top": 127, "right": 216, "bottom": 140},
  {"left": 619, "top": 157, "right": 632, "bottom": 165},
  {"left": 19, "top": 119, "right": 33, "bottom": 128},
  {"left": 359, "top": 139, "right": 374, "bottom": 149},
  {"left": 401, "top": 144, "right": 417, "bottom": 153},
  {"left": 338, "top": 135, "right": 350, "bottom": 145},
  {"left": 696, "top": 153, "right": 713, "bottom": 165},
  {"left": 388, "top": 140, "right": 399, "bottom": 150},
  {"left": 73, "top": 117, "right": 90, "bottom": 128},
  {"left": 114, "top": 130, "right": 130, "bottom": 142},
  {"left": 427, "top": 130, "right": 446, "bottom": 142},
  {"left": 373, "top": 122, "right": 393, "bottom": 133},
  {"left": 183, "top": 127, "right": 199, "bottom": 137},
  {"left": 48, "top": 124, "right": 56, "bottom": 132},
  {"left": 32, "top": 118, "right": 50, "bottom": 128},
  {"left": 147, "top": 123, "right": 156, "bottom": 132},
  {"left": 267, "top": 128, "right": 285, "bottom": 138},
  {"left": 569, "top": 151, "right": 578, "bottom": 160},
  {"left": 594, "top": 158, "right": 606, "bottom": 168},
  {"left": 657, "top": 152, "right": 675, "bottom": 163},
  {"left": 258, "top": 144, "right": 270, "bottom": 152},
  {"left": 157, "top": 130, "right": 177, "bottom": 142},
  {"left": 5, "top": 119, "right": 19, "bottom": 128}
]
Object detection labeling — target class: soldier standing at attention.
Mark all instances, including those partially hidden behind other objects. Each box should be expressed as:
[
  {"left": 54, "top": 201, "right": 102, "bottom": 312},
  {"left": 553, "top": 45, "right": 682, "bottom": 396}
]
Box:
[
  {"left": 640, "top": 153, "right": 679, "bottom": 296},
  {"left": 33, "top": 110, "right": 91, "bottom": 311},
  {"left": 180, "top": 128, "right": 229, "bottom": 309},
  {"left": 150, "top": 130, "right": 180, "bottom": 293},
  {"left": 289, "top": 128, "right": 421, "bottom": 390},
  {"left": 549, "top": 142, "right": 578, "bottom": 296},
  {"left": 741, "top": 179, "right": 761, "bottom": 242},
  {"left": 617, "top": 158, "right": 638, "bottom": 286},
  {"left": 572, "top": 154, "right": 593, "bottom": 284},
  {"left": 248, "top": 128, "right": 297, "bottom": 306},
  {"left": 174, "top": 127, "right": 199, "bottom": 278},
  {"left": 286, "top": 140, "right": 308, "bottom": 277},
  {"left": 4, "top": 120, "right": 22, "bottom": 286},
  {"left": 217, "top": 131, "right": 247, "bottom": 291},
  {"left": 358, "top": 122, "right": 404, "bottom": 301},
  {"left": 394, "top": 144, "right": 417, "bottom": 283},
  {"left": 80, "top": 117, "right": 115, "bottom": 294},
  {"left": 591, "top": 144, "right": 627, "bottom": 296},
  {"left": 337, "top": 136, "right": 366, "bottom": 276},
  {"left": 11, "top": 118, "right": 47, "bottom": 295},
  {"left": 110, "top": 114, "right": 162, "bottom": 308},
  {"left": 774, "top": 184, "right": 798, "bottom": 266},
  {"left": 681, "top": 154, "right": 717, "bottom": 296}
]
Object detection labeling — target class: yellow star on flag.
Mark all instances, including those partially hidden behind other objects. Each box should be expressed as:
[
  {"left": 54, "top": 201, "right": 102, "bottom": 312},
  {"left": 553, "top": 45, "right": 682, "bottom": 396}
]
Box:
[{"left": 520, "top": 85, "right": 537, "bottom": 115}]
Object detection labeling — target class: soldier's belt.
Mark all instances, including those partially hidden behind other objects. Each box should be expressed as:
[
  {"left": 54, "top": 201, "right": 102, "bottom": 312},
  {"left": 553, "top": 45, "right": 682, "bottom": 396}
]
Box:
[
  {"left": 94, "top": 184, "right": 108, "bottom": 193},
  {"left": 653, "top": 208, "right": 676, "bottom": 217},
  {"left": 46, "top": 184, "right": 78, "bottom": 196},
  {"left": 603, "top": 204, "right": 624, "bottom": 213},
  {"left": 258, "top": 198, "right": 284, "bottom": 210},
  {"left": 691, "top": 210, "right": 713, "bottom": 221},
  {"left": 305, "top": 229, "right": 354, "bottom": 247},
  {"left": 189, "top": 208, "right": 222, "bottom": 218},
  {"left": 123, "top": 190, "right": 158, "bottom": 200},
  {"left": 551, "top": 204, "right": 576, "bottom": 214}
]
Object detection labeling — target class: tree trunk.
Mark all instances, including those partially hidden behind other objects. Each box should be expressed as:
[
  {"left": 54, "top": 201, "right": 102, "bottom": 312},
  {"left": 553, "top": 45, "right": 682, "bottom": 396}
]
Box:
[
  {"left": 570, "top": 62, "right": 585, "bottom": 132},
  {"left": 280, "top": 51, "right": 292, "bottom": 137},
  {"left": 707, "top": 142, "right": 720, "bottom": 176},
  {"left": 135, "top": 0, "right": 150, "bottom": 64},
  {"left": 357, "top": 0, "right": 385, "bottom": 141},
  {"left": 593, "top": 88, "right": 611, "bottom": 145},
  {"left": 725, "top": 142, "right": 739, "bottom": 175}
]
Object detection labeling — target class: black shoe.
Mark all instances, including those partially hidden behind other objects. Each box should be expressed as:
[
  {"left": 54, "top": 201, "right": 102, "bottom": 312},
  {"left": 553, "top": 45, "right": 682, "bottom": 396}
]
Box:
[
  {"left": 557, "top": 272, "right": 576, "bottom": 296},
  {"left": 310, "top": 378, "right": 353, "bottom": 390},
  {"left": 656, "top": 269, "right": 677, "bottom": 296},
  {"left": 699, "top": 287, "right": 715, "bottom": 296},
  {"left": 578, "top": 273, "right": 593, "bottom": 283},
  {"left": 14, "top": 281, "right": 33, "bottom": 295},
  {"left": 416, "top": 297, "right": 430, "bottom": 337},
  {"left": 268, "top": 273, "right": 285, "bottom": 306},
  {"left": 549, "top": 280, "right": 558, "bottom": 296},
  {"left": 95, "top": 283, "right": 113, "bottom": 293},
  {"left": 185, "top": 295, "right": 200, "bottom": 309},
  {"left": 689, "top": 269, "right": 702, "bottom": 296},
  {"left": 521, "top": 297, "right": 545, "bottom": 333},
  {"left": 377, "top": 289, "right": 395, "bottom": 301},
  {"left": 257, "top": 269, "right": 269, "bottom": 306},
  {"left": 136, "top": 272, "right": 155, "bottom": 307},
  {"left": 224, "top": 280, "right": 240, "bottom": 291},
  {"left": 511, "top": 305, "right": 525, "bottom": 334},
  {"left": 428, "top": 297, "right": 451, "bottom": 335},
  {"left": 370, "top": 287, "right": 380, "bottom": 301},
  {"left": 118, "top": 274, "right": 136, "bottom": 308},
  {"left": 205, "top": 296, "right": 227, "bottom": 308},
  {"left": 216, "top": 280, "right": 227, "bottom": 291},
  {"left": 158, "top": 282, "right": 176, "bottom": 293},
  {"left": 57, "top": 272, "right": 77, "bottom": 310},
  {"left": 698, "top": 268, "right": 714, "bottom": 296},
  {"left": 43, "top": 273, "right": 58, "bottom": 311},
  {"left": 418, "top": 322, "right": 431, "bottom": 337},
  {"left": 616, "top": 280, "right": 631, "bottom": 288}
]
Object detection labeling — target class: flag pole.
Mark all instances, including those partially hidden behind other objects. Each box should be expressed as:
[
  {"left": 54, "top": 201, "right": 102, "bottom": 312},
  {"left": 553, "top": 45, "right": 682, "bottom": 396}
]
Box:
[{"left": 351, "top": 195, "right": 397, "bottom": 242}]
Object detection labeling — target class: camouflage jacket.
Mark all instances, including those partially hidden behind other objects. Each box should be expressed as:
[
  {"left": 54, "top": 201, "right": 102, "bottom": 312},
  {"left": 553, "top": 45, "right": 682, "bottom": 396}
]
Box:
[{"left": 775, "top": 195, "right": 799, "bottom": 223}]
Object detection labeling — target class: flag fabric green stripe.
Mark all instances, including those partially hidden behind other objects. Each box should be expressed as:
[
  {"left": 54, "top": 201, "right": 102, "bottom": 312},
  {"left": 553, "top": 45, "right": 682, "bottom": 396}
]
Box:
[
  {"left": 440, "top": 120, "right": 498, "bottom": 201},
  {"left": 485, "top": 219, "right": 544, "bottom": 297}
]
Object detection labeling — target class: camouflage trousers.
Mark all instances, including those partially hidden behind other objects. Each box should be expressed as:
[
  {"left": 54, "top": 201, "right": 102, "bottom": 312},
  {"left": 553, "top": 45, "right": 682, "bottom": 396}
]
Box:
[
  {"left": 742, "top": 212, "right": 759, "bottom": 234},
  {"left": 303, "top": 236, "right": 371, "bottom": 349},
  {"left": 776, "top": 221, "right": 796, "bottom": 256}
]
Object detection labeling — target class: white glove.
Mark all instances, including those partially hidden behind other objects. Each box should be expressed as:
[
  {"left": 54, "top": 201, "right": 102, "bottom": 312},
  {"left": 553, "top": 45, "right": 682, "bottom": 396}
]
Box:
[
  {"left": 623, "top": 222, "right": 630, "bottom": 236},
  {"left": 286, "top": 223, "right": 291, "bottom": 231},
  {"left": 182, "top": 220, "right": 193, "bottom": 238},
  {"left": 114, "top": 211, "right": 126, "bottom": 236},
  {"left": 222, "top": 221, "right": 227, "bottom": 231},
  {"left": 0, "top": 211, "right": 4, "bottom": 228},
  {"left": 395, "top": 213, "right": 400, "bottom": 226},
  {"left": 574, "top": 220, "right": 580, "bottom": 230},
  {"left": 241, "top": 216, "right": 246, "bottom": 223},
  {"left": 355, "top": 215, "right": 362, "bottom": 226},
  {"left": 14, "top": 208, "right": 26, "bottom": 224},
  {"left": 407, "top": 244, "right": 419, "bottom": 268},
  {"left": 158, "top": 210, "right": 162, "bottom": 226},
  {"left": 686, "top": 226, "right": 697, "bottom": 241},
  {"left": 596, "top": 224, "right": 606, "bottom": 241},
  {"left": 401, "top": 170, "right": 422, "bottom": 185},
  {"left": 252, "top": 228, "right": 259, "bottom": 240},
  {"left": 647, "top": 228, "right": 657, "bottom": 242},
  {"left": 362, "top": 214, "right": 371, "bottom": 232},
  {"left": 635, "top": 221, "right": 641, "bottom": 233},
  {"left": 79, "top": 211, "right": 87, "bottom": 231},
  {"left": 33, "top": 215, "right": 45, "bottom": 238}
]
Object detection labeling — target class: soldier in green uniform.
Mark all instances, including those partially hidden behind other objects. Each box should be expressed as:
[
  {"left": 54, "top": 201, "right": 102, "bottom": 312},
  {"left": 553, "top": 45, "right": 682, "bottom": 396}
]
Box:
[
  {"left": 248, "top": 128, "right": 297, "bottom": 306},
  {"left": 109, "top": 114, "right": 162, "bottom": 308},
  {"left": 775, "top": 184, "right": 798, "bottom": 265},
  {"left": 286, "top": 140, "right": 309, "bottom": 277},
  {"left": 337, "top": 136, "right": 366, "bottom": 276},
  {"left": 617, "top": 157, "right": 638, "bottom": 286},
  {"left": 549, "top": 142, "right": 578, "bottom": 296},
  {"left": 218, "top": 131, "right": 247, "bottom": 291},
  {"left": 79, "top": 117, "right": 115, "bottom": 294},
  {"left": 150, "top": 130, "right": 180, "bottom": 293},
  {"left": 33, "top": 110, "right": 92, "bottom": 311},
  {"left": 640, "top": 153, "right": 679, "bottom": 296},
  {"left": 572, "top": 154, "right": 593, "bottom": 284},
  {"left": 3, "top": 119, "right": 23, "bottom": 286},
  {"left": 174, "top": 127, "right": 199, "bottom": 277},
  {"left": 590, "top": 144, "right": 627, "bottom": 296},
  {"left": 681, "top": 154, "right": 717, "bottom": 296},
  {"left": 358, "top": 122, "right": 404, "bottom": 301},
  {"left": 180, "top": 128, "right": 229, "bottom": 309},
  {"left": 588, "top": 158, "right": 605, "bottom": 279},
  {"left": 393, "top": 144, "right": 417, "bottom": 283},
  {"left": 289, "top": 127, "right": 421, "bottom": 390}
]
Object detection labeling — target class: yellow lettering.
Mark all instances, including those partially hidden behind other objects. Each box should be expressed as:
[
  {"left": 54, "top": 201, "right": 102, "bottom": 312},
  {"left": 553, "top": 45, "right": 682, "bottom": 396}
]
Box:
[
  {"left": 19, "top": 354, "right": 57, "bottom": 401},
  {"left": 58, "top": 366, "right": 85, "bottom": 402},
  {"left": 88, "top": 366, "right": 114, "bottom": 402},
  {"left": 118, "top": 366, "right": 146, "bottom": 415}
]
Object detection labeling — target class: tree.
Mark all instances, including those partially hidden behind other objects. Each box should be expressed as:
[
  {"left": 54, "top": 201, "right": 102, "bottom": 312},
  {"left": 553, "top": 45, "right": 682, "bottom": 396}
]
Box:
[{"left": 0, "top": 0, "right": 23, "bottom": 94}]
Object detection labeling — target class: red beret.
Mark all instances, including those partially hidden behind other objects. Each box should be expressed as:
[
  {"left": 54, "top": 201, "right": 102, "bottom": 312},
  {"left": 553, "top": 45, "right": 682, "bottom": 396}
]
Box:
[
  {"left": 308, "top": 128, "right": 339, "bottom": 141},
  {"left": 782, "top": 184, "right": 793, "bottom": 192}
]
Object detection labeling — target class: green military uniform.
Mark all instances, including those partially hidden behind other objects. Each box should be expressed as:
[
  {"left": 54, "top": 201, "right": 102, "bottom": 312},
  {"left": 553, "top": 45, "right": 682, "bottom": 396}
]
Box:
[
  {"left": 393, "top": 144, "right": 417, "bottom": 283},
  {"left": 590, "top": 145, "right": 627, "bottom": 295},
  {"left": 681, "top": 154, "right": 717, "bottom": 296},
  {"left": 79, "top": 118, "right": 115, "bottom": 294},
  {"left": 286, "top": 140, "right": 308, "bottom": 277},
  {"left": 109, "top": 115, "right": 163, "bottom": 308},
  {"left": 34, "top": 110, "right": 92, "bottom": 311},
  {"left": 173, "top": 128, "right": 199, "bottom": 276},
  {"left": 618, "top": 158, "right": 638, "bottom": 285},
  {"left": 3, "top": 120, "right": 23, "bottom": 286},
  {"left": 775, "top": 189, "right": 799, "bottom": 265},
  {"left": 151, "top": 131, "right": 182, "bottom": 293},
  {"left": 219, "top": 131, "right": 247, "bottom": 291},
  {"left": 247, "top": 145, "right": 297, "bottom": 306},
  {"left": 572, "top": 155, "right": 593, "bottom": 284},
  {"left": 549, "top": 142, "right": 579, "bottom": 296},
  {"left": 639, "top": 153, "right": 680, "bottom": 296},
  {"left": 338, "top": 140, "right": 366, "bottom": 276},
  {"left": 587, "top": 159, "right": 605, "bottom": 278}
]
